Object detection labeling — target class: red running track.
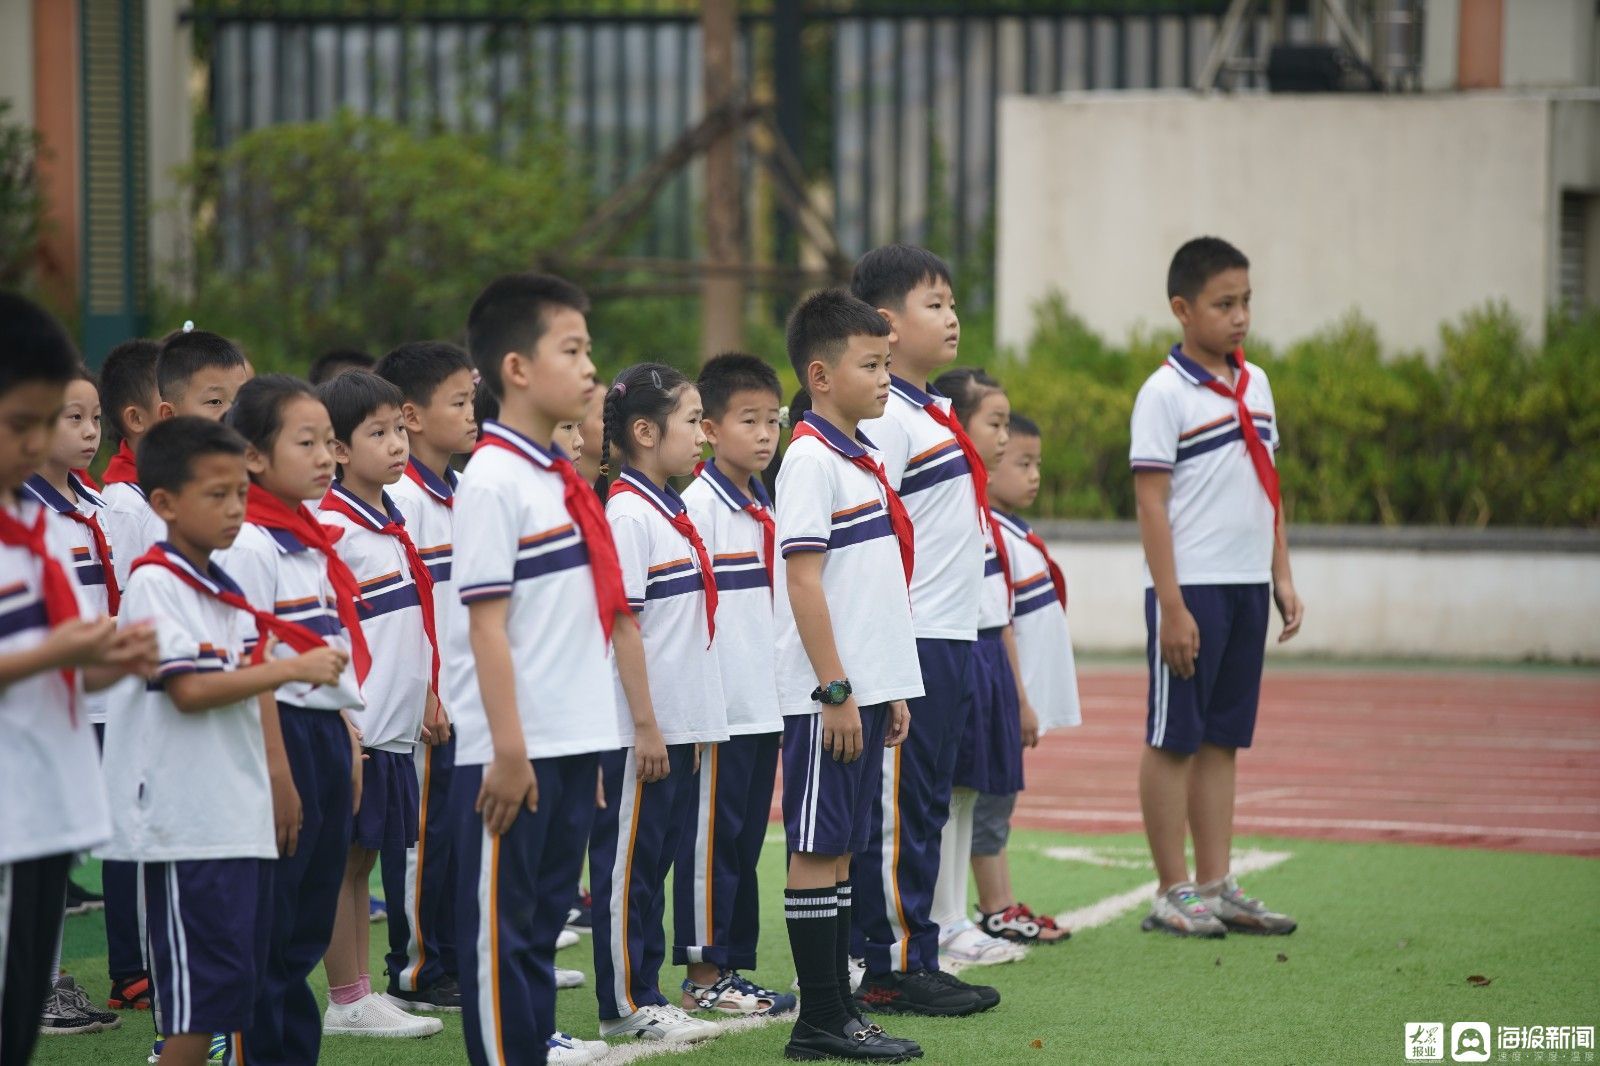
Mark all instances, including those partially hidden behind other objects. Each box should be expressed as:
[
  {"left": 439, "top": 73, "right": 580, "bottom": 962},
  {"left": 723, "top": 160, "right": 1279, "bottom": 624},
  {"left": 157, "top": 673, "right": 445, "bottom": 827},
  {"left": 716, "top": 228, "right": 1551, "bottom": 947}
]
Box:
[{"left": 1013, "top": 665, "right": 1600, "bottom": 857}]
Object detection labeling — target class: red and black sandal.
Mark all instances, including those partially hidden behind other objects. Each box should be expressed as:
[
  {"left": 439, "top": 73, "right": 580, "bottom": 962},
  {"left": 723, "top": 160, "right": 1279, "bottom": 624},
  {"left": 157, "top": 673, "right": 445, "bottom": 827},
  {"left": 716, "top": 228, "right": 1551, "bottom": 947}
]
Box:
[
  {"left": 979, "top": 902, "right": 1072, "bottom": 944},
  {"left": 107, "top": 972, "right": 153, "bottom": 1010}
]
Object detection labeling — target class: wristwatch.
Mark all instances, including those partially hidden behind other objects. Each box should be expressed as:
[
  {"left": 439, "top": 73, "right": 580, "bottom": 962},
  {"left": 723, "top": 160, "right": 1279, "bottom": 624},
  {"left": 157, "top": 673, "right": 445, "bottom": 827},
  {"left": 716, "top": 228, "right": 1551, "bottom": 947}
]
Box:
[{"left": 811, "top": 678, "right": 853, "bottom": 706}]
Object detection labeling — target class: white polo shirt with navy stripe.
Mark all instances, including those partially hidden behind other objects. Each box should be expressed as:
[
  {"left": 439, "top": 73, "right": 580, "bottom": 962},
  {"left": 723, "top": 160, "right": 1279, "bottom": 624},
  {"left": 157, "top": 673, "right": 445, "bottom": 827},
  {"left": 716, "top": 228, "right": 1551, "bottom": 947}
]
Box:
[
  {"left": 98, "top": 545, "right": 275, "bottom": 862},
  {"left": 993, "top": 511, "right": 1081, "bottom": 734},
  {"left": 214, "top": 520, "right": 363, "bottom": 712},
  {"left": 1129, "top": 347, "right": 1278, "bottom": 586},
  {"left": 857, "top": 376, "right": 984, "bottom": 641},
  {"left": 682, "top": 458, "right": 782, "bottom": 737},
  {"left": 319, "top": 483, "right": 430, "bottom": 753},
  {"left": 24, "top": 473, "right": 115, "bottom": 722},
  {"left": 0, "top": 494, "right": 109, "bottom": 865},
  {"left": 978, "top": 524, "right": 1010, "bottom": 631},
  {"left": 772, "top": 413, "right": 922, "bottom": 714},
  {"left": 102, "top": 479, "right": 165, "bottom": 593},
  {"left": 606, "top": 467, "right": 727, "bottom": 747},
  {"left": 387, "top": 458, "right": 457, "bottom": 654},
  {"left": 446, "top": 422, "right": 621, "bottom": 764}
]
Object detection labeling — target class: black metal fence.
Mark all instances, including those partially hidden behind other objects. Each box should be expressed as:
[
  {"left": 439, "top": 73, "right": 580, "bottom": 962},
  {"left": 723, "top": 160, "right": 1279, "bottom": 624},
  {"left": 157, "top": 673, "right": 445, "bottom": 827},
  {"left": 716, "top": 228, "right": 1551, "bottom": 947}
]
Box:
[{"left": 183, "top": 0, "right": 1349, "bottom": 274}]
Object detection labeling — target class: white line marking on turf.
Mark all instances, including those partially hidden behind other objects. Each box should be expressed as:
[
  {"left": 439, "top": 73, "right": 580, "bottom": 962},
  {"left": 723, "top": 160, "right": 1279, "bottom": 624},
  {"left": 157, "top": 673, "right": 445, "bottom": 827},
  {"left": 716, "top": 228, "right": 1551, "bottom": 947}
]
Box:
[
  {"left": 1022, "top": 808, "right": 1600, "bottom": 843},
  {"left": 1053, "top": 848, "right": 1294, "bottom": 932},
  {"left": 1039, "top": 845, "right": 1152, "bottom": 870},
  {"left": 585, "top": 845, "right": 1298, "bottom": 1061}
]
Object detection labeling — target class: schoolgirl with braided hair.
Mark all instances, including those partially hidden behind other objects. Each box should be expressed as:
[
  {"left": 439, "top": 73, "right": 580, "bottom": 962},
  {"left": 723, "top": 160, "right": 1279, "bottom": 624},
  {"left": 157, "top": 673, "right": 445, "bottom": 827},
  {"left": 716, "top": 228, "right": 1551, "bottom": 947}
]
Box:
[{"left": 589, "top": 363, "right": 728, "bottom": 1044}]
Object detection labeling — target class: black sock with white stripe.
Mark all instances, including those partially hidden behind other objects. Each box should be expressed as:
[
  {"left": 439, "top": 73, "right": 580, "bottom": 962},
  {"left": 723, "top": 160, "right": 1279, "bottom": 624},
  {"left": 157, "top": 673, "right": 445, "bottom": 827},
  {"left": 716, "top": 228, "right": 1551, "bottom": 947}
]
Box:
[
  {"left": 834, "top": 881, "right": 857, "bottom": 1017},
  {"left": 786, "top": 886, "right": 847, "bottom": 1031}
]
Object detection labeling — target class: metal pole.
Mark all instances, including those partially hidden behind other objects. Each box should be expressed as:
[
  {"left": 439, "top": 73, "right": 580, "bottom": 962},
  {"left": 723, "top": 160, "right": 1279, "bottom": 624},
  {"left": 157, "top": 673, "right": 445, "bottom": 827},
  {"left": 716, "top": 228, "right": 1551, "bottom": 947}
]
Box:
[{"left": 699, "top": 0, "right": 745, "bottom": 362}]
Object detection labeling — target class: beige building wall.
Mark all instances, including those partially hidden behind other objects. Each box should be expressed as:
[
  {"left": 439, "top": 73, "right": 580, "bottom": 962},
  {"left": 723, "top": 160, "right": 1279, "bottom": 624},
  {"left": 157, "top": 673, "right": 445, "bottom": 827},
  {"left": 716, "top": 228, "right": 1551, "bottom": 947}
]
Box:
[
  {"left": 0, "top": 0, "right": 34, "bottom": 124},
  {"left": 996, "top": 92, "right": 1599, "bottom": 355}
]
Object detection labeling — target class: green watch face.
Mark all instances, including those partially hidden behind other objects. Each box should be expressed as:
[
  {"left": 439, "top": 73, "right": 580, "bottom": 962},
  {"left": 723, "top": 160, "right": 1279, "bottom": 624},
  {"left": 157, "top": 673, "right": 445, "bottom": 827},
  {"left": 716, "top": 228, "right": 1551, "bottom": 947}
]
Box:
[{"left": 822, "top": 680, "right": 849, "bottom": 704}]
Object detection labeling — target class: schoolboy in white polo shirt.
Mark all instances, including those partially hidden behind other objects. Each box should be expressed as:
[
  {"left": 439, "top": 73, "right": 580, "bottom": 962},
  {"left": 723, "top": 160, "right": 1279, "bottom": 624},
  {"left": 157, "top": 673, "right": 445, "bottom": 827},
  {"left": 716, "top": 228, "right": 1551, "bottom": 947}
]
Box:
[
  {"left": 1130, "top": 236, "right": 1304, "bottom": 939},
  {"left": 849, "top": 244, "right": 996, "bottom": 1016},
  {"left": 450, "top": 272, "right": 632, "bottom": 1065},
  {"left": 101, "top": 416, "right": 347, "bottom": 1066},
  {"left": 0, "top": 293, "right": 157, "bottom": 1066},
  {"left": 774, "top": 288, "right": 923, "bottom": 1063},
  {"left": 676, "top": 354, "right": 796, "bottom": 1018},
  {"left": 376, "top": 340, "right": 480, "bottom": 1014},
  {"left": 315, "top": 371, "right": 444, "bottom": 1039}
]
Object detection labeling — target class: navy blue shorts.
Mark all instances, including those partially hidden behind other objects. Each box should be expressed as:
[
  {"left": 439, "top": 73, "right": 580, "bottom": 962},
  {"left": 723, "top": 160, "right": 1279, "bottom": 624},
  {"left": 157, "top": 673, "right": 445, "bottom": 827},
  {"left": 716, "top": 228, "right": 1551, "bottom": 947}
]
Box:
[
  {"left": 144, "top": 858, "right": 273, "bottom": 1036},
  {"left": 354, "top": 748, "right": 420, "bottom": 853},
  {"left": 1145, "top": 584, "right": 1270, "bottom": 754},
  {"left": 783, "top": 704, "right": 888, "bottom": 857},
  {"left": 954, "top": 629, "right": 1024, "bottom": 795}
]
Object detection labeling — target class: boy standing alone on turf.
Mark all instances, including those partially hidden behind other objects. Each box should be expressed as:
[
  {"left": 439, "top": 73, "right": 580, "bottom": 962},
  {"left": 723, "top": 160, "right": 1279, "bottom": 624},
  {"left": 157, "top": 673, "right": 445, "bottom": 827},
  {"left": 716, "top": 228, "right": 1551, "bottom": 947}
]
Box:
[{"left": 1130, "top": 236, "right": 1304, "bottom": 938}]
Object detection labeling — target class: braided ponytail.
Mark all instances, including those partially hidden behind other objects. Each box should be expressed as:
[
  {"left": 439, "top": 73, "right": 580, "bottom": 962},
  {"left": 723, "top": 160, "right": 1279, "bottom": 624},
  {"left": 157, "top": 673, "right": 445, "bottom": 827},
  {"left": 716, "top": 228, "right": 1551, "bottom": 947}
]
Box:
[{"left": 594, "top": 385, "right": 623, "bottom": 496}]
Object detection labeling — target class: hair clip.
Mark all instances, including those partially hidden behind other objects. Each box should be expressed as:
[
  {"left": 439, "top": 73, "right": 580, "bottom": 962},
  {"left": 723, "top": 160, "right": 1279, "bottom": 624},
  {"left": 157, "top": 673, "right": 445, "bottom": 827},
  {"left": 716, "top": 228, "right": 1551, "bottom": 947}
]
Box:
[
  {"left": 181, "top": 320, "right": 195, "bottom": 333},
  {"left": 649, "top": 369, "right": 663, "bottom": 390},
  {"left": 611, "top": 381, "right": 627, "bottom": 397}
]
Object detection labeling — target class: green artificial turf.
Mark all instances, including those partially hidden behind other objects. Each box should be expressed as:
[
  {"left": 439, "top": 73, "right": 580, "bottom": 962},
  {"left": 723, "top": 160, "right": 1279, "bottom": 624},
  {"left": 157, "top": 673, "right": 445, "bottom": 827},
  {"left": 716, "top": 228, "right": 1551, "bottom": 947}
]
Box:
[{"left": 37, "top": 830, "right": 1599, "bottom": 1065}]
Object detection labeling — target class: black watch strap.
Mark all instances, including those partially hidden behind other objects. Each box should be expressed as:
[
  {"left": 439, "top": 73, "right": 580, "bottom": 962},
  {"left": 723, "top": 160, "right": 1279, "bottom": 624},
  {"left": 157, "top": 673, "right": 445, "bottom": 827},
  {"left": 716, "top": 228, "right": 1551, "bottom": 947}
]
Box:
[{"left": 811, "top": 678, "right": 853, "bottom": 705}]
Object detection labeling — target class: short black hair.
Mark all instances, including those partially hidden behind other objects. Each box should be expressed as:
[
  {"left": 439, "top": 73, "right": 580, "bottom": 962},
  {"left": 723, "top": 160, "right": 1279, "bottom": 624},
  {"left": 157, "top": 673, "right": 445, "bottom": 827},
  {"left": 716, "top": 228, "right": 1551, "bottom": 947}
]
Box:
[
  {"left": 317, "top": 370, "right": 405, "bottom": 445},
  {"left": 308, "top": 349, "right": 375, "bottom": 385},
  {"left": 697, "top": 353, "right": 782, "bottom": 421},
  {"left": 137, "top": 416, "right": 248, "bottom": 497},
  {"left": 375, "top": 341, "right": 475, "bottom": 407},
  {"left": 932, "top": 367, "right": 1003, "bottom": 424},
  {"left": 99, "top": 339, "right": 160, "bottom": 442},
  {"left": 474, "top": 379, "right": 500, "bottom": 425},
  {"left": 785, "top": 288, "right": 891, "bottom": 389},
  {"left": 0, "top": 292, "right": 81, "bottom": 397},
  {"left": 156, "top": 328, "right": 246, "bottom": 402},
  {"left": 850, "top": 243, "right": 953, "bottom": 311},
  {"left": 226, "top": 373, "right": 320, "bottom": 454},
  {"left": 1167, "top": 237, "right": 1250, "bottom": 302},
  {"left": 466, "top": 273, "right": 590, "bottom": 399},
  {"left": 1008, "top": 413, "right": 1040, "bottom": 439}
]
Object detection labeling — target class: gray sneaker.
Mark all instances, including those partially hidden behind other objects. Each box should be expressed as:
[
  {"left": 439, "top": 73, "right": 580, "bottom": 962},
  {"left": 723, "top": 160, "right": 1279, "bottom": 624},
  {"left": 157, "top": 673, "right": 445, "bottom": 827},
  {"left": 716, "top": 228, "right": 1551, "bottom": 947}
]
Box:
[
  {"left": 1199, "top": 875, "right": 1297, "bottom": 935},
  {"left": 1140, "top": 881, "right": 1228, "bottom": 938},
  {"left": 40, "top": 975, "right": 122, "bottom": 1035}
]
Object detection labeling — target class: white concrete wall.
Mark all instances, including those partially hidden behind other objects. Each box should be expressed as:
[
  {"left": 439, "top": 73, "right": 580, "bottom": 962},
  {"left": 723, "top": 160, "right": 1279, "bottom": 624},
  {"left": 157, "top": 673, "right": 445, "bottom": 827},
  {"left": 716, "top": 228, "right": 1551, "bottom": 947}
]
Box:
[
  {"left": 146, "top": 0, "right": 192, "bottom": 293},
  {"left": 1503, "top": 0, "right": 1597, "bottom": 89},
  {"left": 1047, "top": 535, "right": 1600, "bottom": 663},
  {"left": 996, "top": 92, "right": 1597, "bottom": 355},
  {"left": 0, "top": 0, "right": 34, "bottom": 125}
]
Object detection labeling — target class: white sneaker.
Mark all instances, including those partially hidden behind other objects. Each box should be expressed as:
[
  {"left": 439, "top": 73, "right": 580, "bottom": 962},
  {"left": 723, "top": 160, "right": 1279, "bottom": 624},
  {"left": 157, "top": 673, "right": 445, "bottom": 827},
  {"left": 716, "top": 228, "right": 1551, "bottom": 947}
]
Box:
[
  {"left": 323, "top": 993, "right": 444, "bottom": 1037},
  {"left": 556, "top": 928, "right": 581, "bottom": 951},
  {"left": 940, "top": 924, "right": 1028, "bottom": 966},
  {"left": 598, "top": 1003, "right": 721, "bottom": 1043},
  {"left": 547, "top": 1031, "right": 609, "bottom": 1064},
  {"left": 556, "top": 966, "right": 586, "bottom": 989}
]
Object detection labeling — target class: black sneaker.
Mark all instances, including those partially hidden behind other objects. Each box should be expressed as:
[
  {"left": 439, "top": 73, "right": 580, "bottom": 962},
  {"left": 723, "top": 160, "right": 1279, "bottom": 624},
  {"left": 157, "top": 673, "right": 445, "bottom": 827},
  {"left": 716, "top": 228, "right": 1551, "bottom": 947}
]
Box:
[
  {"left": 853, "top": 969, "right": 985, "bottom": 1017},
  {"left": 64, "top": 880, "right": 105, "bottom": 917},
  {"left": 849, "top": 1015, "right": 923, "bottom": 1059},
  {"left": 384, "top": 977, "right": 462, "bottom": 1013},
  {"left": 785, "top": 1017, "right": 917, "bottom": 1062},
  {"left": 925, "top": 969, "right": 1000, "bottom": 1011},
  {"left": 565, "top": 889, "right": 593, "bottom": 934}
]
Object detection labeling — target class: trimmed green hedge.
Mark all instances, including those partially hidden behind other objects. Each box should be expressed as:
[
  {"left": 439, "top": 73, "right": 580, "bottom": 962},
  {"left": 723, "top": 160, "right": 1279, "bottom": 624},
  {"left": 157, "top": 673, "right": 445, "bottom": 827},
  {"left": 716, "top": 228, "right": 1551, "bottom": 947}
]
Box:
[{"left": 982, "top": 298, "right": 1600, "bottom": 528}]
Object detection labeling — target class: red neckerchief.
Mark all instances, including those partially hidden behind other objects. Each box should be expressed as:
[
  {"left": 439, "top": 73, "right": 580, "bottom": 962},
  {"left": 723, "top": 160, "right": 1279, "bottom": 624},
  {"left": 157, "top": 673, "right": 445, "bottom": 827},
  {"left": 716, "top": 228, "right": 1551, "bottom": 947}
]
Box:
[
  {"left": 609, "top": 473, "right": 718, "bottom": 646},
  {"left": 0, "top": 501, "right": 82, "bottom": 722},
  {"left": 130, "top": 544, "right": 328, "bottom": 664},
  {"left": 791, "top": 417, "right": 915, "bottom": 587},
  {"left": 403, "top": 458, "right": 454, "bottom": 510},
  {"left": 913, "top": 389, "right": 990, "bottom": 534},
  {"left": 319, "top": 486, "right": 440, "bottom": 695},
  {"left": 72, "top": 468, "right": 101, "bottom": 492},
  {"left": 103, "top": 441, "right": 139, "bottom": 486},
  {"left": 986, "top": 507, "right": 1014, "bottom": 609},
  {"left": 1195, "top": 349, "right": 1281, "bottom": 527},
  {"left": 473, "top": 427, "right": 632, "bottom": 644},
  {"left": 698, "top": 459, "right": 776, "bottom": 594},
  {"left": 1000, "top": 512, "right": 1067, "bottom": 611},
  {"left": 28, "top": 474, "right": 121, "bottom": 616},
  {"left": 244, "top": 483, "right": 371, "bottom": 684}
]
